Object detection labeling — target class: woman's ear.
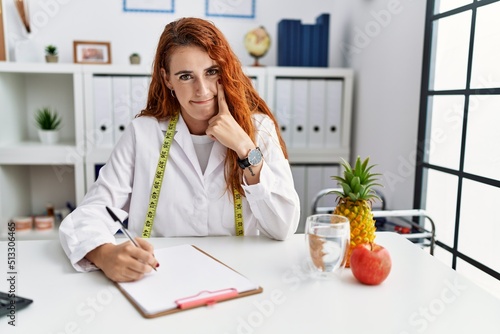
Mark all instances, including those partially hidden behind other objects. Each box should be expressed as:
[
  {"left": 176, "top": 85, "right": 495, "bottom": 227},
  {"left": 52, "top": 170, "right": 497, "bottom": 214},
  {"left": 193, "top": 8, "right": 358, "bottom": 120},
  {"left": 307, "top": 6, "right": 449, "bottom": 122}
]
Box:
[{"left": 160, "top": 68, "right": 172, "bottom": 89}]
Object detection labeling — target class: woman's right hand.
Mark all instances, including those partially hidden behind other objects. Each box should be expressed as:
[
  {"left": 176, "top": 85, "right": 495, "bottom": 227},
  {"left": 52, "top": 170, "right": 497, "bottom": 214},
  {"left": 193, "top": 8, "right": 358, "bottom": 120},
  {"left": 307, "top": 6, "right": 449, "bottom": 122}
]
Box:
[{"left": 85, "top": 237, "right": 159, "bottom": 282}]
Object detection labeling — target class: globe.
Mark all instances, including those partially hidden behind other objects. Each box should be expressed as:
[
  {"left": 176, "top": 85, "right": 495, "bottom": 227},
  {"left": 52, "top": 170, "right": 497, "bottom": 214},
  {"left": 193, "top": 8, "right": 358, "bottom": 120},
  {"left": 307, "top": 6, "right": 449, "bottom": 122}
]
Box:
[{"left": 244, "top": 26, "right": 271, "bottom": 66}]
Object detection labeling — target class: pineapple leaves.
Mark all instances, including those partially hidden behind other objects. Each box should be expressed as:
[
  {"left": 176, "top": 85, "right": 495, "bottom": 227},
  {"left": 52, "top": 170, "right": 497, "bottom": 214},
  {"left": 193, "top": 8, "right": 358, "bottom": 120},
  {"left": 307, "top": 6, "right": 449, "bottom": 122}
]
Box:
[
  {"left": 354, "top": 157, "right": 362, "bottom": 176},
  {"left": 330, "top": 156, "right": 383, "bottom": 202},
  {"left": 351, "top": 176, "right": 361, "bottom": 194},
  {"left": 344, "top": 170, "right": 354, "bottom": 184},
  {"left": 341, "top": 183, "right": 352, "bottom": 196}
]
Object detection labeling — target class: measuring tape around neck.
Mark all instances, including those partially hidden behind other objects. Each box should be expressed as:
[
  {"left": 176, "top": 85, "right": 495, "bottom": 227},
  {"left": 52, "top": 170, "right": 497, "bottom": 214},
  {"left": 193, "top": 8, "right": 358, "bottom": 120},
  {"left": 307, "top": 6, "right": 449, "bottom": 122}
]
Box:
[
  {"left": 142, "top": 113, "right": 244, "bottom": 238},
  {"left": 233, "top": 188, "right": 244, "bottom": 236}
]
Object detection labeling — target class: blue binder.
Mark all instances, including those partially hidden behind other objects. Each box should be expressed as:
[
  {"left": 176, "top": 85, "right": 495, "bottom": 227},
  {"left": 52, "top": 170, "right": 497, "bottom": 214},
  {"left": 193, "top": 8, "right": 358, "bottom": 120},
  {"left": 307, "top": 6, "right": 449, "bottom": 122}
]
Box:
[{"left": 277, "top": 13, "right": 330, "bottom": 67}]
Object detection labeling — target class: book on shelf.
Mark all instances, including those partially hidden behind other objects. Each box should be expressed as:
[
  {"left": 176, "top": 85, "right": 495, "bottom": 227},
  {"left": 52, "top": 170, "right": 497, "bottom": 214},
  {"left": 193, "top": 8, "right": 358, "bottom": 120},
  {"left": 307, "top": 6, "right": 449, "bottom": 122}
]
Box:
[
  {"left": 316, "top": 13, "right": 330, "bottom": 67},
  {"left": 277, "top": 13, "right": 330, "bottom": 67}
]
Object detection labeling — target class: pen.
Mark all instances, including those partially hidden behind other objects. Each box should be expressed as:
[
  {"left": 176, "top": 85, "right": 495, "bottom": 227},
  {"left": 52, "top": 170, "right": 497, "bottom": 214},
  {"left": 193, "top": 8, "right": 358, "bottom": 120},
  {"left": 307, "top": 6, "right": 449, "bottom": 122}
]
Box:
[{"left": 105, "top": 206, "right": 157, "bottom": 271}]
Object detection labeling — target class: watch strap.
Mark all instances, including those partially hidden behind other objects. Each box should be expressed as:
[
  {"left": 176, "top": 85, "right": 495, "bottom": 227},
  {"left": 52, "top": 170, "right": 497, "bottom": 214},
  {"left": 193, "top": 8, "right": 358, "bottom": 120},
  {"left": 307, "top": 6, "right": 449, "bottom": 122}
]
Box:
[
  {"left": 237, "top": 147, "right": 261, "bottom": 169},
  {"left": 237, "top": 157, "right": 251, "bottom": 169}
]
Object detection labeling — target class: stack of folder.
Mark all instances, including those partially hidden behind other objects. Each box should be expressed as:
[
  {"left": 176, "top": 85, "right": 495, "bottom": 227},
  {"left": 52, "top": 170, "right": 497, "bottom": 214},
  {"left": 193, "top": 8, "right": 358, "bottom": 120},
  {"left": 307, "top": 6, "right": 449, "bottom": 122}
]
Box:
[
  {"left": 277, "top": 13, "right": 330, "bottom": 67},
  {"left": 93, "top": 75, "right": 151, "bottom": 147}
]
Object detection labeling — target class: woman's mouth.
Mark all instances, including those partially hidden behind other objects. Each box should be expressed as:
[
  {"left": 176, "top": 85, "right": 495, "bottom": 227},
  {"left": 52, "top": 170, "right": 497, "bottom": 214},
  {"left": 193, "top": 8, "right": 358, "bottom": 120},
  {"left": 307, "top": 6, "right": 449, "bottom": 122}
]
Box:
[{"left": 191, "top": 97, "right": 215, "bottom": 105}]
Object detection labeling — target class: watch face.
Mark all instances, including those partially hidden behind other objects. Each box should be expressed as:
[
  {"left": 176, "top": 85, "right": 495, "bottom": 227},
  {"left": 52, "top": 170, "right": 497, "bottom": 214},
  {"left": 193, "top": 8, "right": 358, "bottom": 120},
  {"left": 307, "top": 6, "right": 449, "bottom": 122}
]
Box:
[{"left": 248, "top": 148, "right": 262, "bottom": 166}]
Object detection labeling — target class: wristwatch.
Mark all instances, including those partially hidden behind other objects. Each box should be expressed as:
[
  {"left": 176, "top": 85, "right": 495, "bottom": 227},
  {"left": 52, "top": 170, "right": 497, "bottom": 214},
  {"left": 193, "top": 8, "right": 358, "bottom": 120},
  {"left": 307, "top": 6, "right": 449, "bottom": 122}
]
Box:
[{"left": 237, "top": 147, "right": 263, "bottom": 169}]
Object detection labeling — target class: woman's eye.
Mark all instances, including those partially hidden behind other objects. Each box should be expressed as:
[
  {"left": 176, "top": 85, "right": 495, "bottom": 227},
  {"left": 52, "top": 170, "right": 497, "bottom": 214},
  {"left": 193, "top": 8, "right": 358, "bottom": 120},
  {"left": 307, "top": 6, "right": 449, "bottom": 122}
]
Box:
[
  {"left": 207, "top": 68, "right": 219, "bottom": 76},
  {"left": 179, "top": 74, "right": 192, "bottom": 81}
]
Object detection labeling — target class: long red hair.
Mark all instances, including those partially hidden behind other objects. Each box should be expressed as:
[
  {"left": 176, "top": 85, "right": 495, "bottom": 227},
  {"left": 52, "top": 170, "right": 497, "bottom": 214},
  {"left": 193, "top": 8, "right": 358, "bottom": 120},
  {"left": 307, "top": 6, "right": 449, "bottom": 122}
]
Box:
[{"left": 139, "top": 17, "right": 287, "bottom": 195}]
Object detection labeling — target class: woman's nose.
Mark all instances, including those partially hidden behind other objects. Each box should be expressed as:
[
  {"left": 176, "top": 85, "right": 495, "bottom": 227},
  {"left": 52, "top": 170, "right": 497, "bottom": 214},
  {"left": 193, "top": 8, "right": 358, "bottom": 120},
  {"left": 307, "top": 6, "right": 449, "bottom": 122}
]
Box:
[{"left": 195, "top": 78, "right": 211, "bottom": 96}]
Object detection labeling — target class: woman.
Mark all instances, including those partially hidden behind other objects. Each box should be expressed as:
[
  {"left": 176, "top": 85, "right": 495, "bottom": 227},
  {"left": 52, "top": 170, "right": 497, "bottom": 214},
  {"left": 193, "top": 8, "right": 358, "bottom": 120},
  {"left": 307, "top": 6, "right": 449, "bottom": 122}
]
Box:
[{"left": 59, "top": 17, "right": 300, "bottom": 282}]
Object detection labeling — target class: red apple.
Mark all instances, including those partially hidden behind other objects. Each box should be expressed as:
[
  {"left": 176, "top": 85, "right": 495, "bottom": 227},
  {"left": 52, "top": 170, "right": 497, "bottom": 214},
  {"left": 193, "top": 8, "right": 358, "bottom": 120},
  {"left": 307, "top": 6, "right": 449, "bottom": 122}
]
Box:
[{"left": 350, "top": 243, "right": 392, "bottom": 285}]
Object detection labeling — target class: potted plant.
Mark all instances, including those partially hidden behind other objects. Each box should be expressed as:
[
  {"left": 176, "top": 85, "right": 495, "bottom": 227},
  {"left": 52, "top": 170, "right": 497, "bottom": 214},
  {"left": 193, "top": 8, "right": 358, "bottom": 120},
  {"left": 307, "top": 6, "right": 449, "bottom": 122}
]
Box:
[
  {"left": 35, "top": 107, "right": 62, "bottom": 144},
  {"left": 45, "top": 45, "right": 58, "bottom": 63},
  {"left": 129, "top": 52, "right": 141, "bottom": 65}
]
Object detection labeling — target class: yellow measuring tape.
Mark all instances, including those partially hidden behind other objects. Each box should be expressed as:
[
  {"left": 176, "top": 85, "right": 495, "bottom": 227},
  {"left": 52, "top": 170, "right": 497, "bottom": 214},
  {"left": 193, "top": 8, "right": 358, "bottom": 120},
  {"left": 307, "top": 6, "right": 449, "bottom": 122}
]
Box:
[
  {"left": 233, "top": 188, "right": 244, "bottom": 236},
  {"left": 142, "top": 113, "right": 244, "bottom": 237}
]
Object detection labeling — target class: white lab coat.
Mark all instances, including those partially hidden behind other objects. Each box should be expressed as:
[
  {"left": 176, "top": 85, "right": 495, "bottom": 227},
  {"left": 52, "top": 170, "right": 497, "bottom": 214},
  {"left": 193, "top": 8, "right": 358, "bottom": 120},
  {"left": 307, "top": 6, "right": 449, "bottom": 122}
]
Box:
[{"left": 59, "top": 113, "right": 300, "bottom": 271}]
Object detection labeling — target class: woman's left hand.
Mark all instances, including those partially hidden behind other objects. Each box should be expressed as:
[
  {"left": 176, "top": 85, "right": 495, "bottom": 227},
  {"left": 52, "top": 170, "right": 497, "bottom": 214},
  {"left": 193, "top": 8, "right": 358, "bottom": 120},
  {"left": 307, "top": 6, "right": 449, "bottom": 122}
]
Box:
[{"left": 206, "top": 81, "right": 255, "bottom": 159}]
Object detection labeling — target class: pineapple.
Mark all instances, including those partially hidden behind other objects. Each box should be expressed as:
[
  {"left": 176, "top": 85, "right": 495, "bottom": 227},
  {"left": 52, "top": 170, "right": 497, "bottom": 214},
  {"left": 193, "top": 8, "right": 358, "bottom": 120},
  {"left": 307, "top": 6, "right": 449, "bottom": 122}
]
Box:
[{"left": 331, "top": 156, "right": 382, "bottom": 267}]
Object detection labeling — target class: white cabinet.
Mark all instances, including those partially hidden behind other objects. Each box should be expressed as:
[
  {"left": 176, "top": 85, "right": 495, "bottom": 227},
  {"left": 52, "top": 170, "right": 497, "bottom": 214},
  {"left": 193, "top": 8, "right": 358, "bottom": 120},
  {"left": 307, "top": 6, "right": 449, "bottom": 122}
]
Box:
[
  {"left": 0, "top": 63, "right": 85, "bottom": 239},
  {"left": 82, "top": 65, "right": 153, "bottom": 189},
  {"left": 266, "top": 67, "right": 353, "bottom": 231},
  {"left": 0, "top": 64, "right": 352, "bottom": 239}
]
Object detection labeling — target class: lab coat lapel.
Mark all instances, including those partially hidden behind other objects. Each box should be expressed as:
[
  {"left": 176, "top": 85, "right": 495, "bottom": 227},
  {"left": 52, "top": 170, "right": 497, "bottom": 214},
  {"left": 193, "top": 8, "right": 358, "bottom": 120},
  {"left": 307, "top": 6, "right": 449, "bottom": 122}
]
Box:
[
  {"left": 204, "top": 141, "right": 226, "bottom": 177},
  {"left": 165, "top": 115, "right": 204, "bottom": 178}
]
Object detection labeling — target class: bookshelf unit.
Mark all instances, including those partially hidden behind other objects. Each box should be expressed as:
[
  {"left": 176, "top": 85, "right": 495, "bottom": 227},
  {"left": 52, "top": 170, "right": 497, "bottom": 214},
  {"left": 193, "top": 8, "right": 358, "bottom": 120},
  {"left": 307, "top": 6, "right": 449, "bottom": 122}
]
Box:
[
  {"left": 0, "top": 63, "right": 85, "bottom": 239},
  {"left": 0, "top": 63, "right": 353, "bottom": 239}
]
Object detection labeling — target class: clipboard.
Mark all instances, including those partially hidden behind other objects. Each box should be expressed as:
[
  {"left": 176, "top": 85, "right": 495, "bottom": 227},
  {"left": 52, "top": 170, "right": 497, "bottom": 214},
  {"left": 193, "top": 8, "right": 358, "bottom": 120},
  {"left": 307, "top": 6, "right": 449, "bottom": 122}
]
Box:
[{"left": 115, "top": 244, "right": 263, "bottom": 318}]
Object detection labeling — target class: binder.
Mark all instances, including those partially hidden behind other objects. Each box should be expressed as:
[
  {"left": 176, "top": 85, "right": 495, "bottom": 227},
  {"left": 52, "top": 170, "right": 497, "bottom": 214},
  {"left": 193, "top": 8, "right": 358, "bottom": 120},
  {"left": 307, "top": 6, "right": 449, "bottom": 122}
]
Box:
[
  {"left": 311, "top": 24, "right": 322, "bottom": 67},
  {"left": 250, "top": 77, "right": 257, "bottom": 90},
  {"left": 289, "top": 20, "right": 302, "bottom": 66},
  {"left": 325, "top": 80, "right": 343, "bottom": 148},
  {"left": 116, "top": 244, "right": 263, "bottom": 318},
  {"left": 306, "top": 166, "right": 325, "bottom": 217},
  {"left": 93, "top": 76, "right": 114, "bottom": 147},
  {"left": 322, "top": 165, "right": 340, "bottom": 189},
  {"left": 291, "top": 79, "right": 308, "bottom": 148},
  {"left": 112, "top": 76, "right": 132, "bottom": 144},
  {"left": 277, "top": 19, "right": 302, "bottom": 66},
  {"left": 277, "top": 19, "right": 290, "bottom": 66},
  {"left": 300, "top": 24, "right": 313, "bottom": 67},
  {"left": 316, "top": 13, "right": 330, "bottom": 67},
  {"left": 274, "top": 78, "right": 293, "bottom": 147},
  {"left": 277, "top": 13, "right": 329, "bottom": 67},
  {"left": 307, "top": 79, "right": 327, "bottom": 148},
  {"left": 291, "top": 165, "right": 306, "bottom": 232}
]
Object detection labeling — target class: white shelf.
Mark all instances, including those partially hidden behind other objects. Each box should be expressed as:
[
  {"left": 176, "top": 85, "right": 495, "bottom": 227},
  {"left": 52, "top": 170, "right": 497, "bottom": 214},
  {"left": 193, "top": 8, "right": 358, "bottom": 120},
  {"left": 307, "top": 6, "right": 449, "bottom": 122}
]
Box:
[
  {"left": 0, "top": 61, "right": 81, "bottom": 74},
  {"left": 265, "top": 66, "right": 354, "bottom": 79},
  {"left": 81, "top": 64, "right": 152, "bottom": 75},
  {"left": 0, "top": 141, "right": 80, "bottom": 164}
]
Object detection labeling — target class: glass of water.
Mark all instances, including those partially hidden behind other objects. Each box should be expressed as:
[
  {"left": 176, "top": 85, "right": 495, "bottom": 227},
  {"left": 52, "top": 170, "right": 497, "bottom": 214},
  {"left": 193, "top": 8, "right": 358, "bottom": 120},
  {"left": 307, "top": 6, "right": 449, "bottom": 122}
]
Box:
[{"left": 305, "top": 214, "right": 350, "bottom": 276}]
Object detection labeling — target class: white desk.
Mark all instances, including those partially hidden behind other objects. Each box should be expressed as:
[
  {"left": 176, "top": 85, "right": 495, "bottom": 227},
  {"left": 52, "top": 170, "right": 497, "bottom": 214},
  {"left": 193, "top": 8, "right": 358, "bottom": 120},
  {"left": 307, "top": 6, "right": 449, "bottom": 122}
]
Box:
[{"left": 1, "top": 232, "right": 499, "bottom": 333}]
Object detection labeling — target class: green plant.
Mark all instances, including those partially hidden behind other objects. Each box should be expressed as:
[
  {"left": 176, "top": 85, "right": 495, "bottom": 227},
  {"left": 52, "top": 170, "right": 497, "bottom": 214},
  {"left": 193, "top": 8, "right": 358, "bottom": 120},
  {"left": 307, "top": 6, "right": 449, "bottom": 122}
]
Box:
[
  {"left": 130, "top": 53, "right": 140, "bottom": 57},
  {"left": 45, "top": 45, "right": 58, "bottom": 56},
  {"left": 34, "top": 107, "right": 62, "bottom": 130}
]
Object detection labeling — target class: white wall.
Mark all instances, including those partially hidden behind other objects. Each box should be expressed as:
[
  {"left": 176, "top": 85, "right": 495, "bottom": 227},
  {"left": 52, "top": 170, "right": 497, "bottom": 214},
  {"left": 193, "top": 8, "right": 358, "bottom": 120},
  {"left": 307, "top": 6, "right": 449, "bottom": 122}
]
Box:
[
  {"left": 345, "top": 0, "right": 427, "bottom": 210},
  {"left": 2, "top": 0, "right": 427, "bottom": 210},
  {"left": 4, "top": 0, "right": 350, "bottom": 67}
]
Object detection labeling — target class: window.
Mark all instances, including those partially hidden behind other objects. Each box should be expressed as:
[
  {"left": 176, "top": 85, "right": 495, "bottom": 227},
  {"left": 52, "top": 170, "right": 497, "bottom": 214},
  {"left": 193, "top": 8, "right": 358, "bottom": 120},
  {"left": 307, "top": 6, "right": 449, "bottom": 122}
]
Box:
[{"left": 415, "top": 0, "right": 500, "bottom": 295}]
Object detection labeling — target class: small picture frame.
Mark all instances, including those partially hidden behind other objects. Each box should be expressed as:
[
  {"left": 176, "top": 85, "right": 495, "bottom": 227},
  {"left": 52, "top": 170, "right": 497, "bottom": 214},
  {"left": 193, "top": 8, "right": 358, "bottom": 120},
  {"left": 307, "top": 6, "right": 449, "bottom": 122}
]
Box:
[
  {"left": 123, "top": 0, "right": 174, "bottom": 13},
  {"left": 73, "top": 41, "right": 112, "bottom": 64},
  {"left": 205, "top": 0, "right": 255, "bottom": 19}
]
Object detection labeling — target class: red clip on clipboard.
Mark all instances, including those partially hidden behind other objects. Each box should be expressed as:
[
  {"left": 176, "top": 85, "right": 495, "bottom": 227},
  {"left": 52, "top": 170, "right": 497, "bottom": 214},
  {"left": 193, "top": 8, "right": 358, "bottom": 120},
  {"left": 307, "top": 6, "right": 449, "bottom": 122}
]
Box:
[{"left": 175, "top": 288, "right": 239, "bottom": 309}]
